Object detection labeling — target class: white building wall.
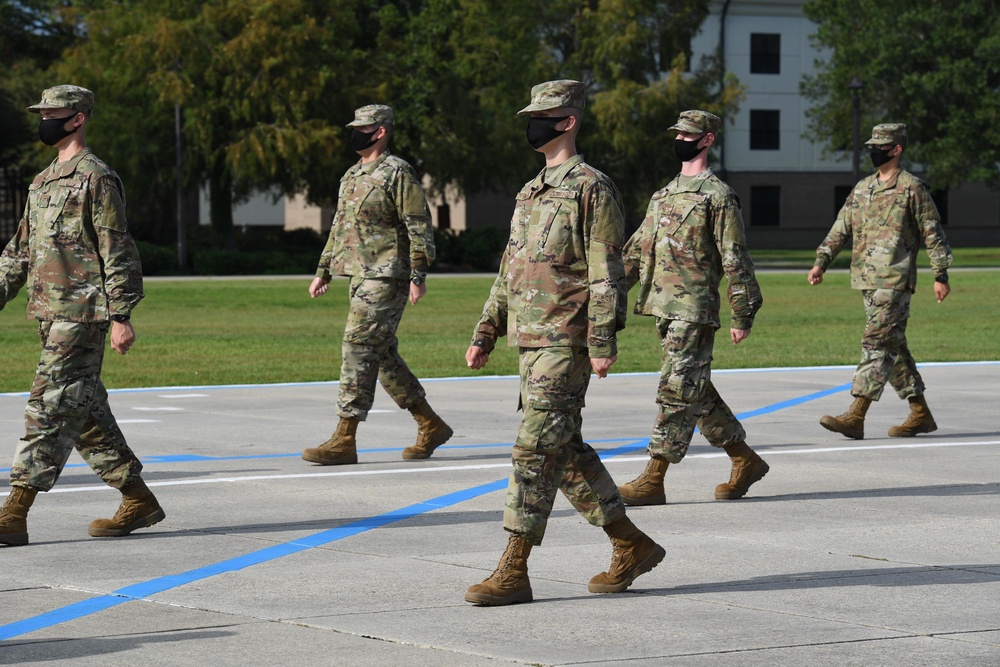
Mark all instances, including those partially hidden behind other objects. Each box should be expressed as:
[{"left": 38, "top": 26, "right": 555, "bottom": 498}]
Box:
[{"left": 695, "top": 1, "right": 847, "bottom": 173}]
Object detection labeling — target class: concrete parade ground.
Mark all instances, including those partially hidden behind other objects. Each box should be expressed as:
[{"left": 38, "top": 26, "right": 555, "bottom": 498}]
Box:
[{"left": 0, "top": 362, "right": 998, "bottom": 666}]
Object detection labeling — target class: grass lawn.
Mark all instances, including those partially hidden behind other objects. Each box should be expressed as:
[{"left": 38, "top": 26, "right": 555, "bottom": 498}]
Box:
[{"left": 0, "top": 259, "right": 996, "bottom": 394}]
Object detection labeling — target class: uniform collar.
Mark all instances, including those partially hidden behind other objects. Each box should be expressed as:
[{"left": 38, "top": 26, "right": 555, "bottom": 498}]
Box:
[
  {"left": 351, "top": 150, "right": 391, "bottom": 176},
  {"left": 670, "top": 167, "right": 713, "bottom": 193},
  {"left": 870, "top": 168, "right": 901, "bottom": 192},
  {"left": 41, "top": 148, "right": 91, "bottom": 183},
  {"left": 539, "top": 154, "right": 584, "bottom": 189}
]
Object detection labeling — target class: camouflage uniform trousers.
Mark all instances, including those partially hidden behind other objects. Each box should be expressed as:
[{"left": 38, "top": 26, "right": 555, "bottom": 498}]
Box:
[
  {"left": 9, "top": 321, "right": 142, "bottom": 492},
  {"left": 338, "top": 276, "right": 425, "bottom": 420},
  {"left": 649, "top": 318, "right": 746, "bottom": 463},
  {"left": 852, "top": 288, "right": 924, "bottom": 401},
  {"left": 503, "top": 346, "right": 626, "bottom": 546}
]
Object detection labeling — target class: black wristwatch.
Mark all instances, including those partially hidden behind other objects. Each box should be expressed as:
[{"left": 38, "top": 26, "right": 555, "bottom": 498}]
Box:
[
  {"left": 934, "top": 272, "right": 949, "bottom": 284},
  {"left": 110, "top": 314, "right": 130, "bottom": 323},
  {"left": 411, "top": 275, "right": 424, "bottom": 286}
]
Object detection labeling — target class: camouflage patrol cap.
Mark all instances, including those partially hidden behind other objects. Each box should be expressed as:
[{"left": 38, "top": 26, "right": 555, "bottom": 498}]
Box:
[
  {"left": 669, "top": 110, "right": 721, "bottom": 135},
  {"left": 517, "top": 80, "right": 587, "bottom": 115},
  {"left": 346, "top": 104, "right": 394, "bottom": 128},
  {"left": 27, "top": 85, "right": 94, "bottom": 116},
  {"left": 865, "top": 123, "right": 907, "bottom": 147}
]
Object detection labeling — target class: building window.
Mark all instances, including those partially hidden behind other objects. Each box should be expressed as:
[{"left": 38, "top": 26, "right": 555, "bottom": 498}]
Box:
[
  {"left": 750, "top": 186, "right": 780, "bottom": 227},
  {"left": 750, "top": 110, "right": 780, "bottom": 150},
  {"left": 437, "top": 204, "right": 451, "bottom": 230},
  {"left": 931, "top": 188, "right": 949, "bottom": 226},
  {"left": 750, "top": 33, "right": 781, "bottom": 74},
  {"left": 834, "top": 185, "right": 853, "bottom": 217}
]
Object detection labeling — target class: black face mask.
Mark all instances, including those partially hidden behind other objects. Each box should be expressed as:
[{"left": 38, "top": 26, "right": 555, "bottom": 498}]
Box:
[
  {"left": 350, "top": 127, "right": 381, "bottom": 152},
  {"left": 525, "top": 115, "right": 570, "bottom": 149},
  {"left": 674, "top": 135, "right": 706, "bottom": 162},
  {"left": 38, "top": 113, "right": 79, "bottom": 146},
  {"left": 869, "top": 145, "right": 896, "bottom": 168}
]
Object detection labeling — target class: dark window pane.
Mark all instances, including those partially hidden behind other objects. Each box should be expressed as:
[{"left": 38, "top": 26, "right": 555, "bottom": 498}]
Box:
[
  {"left": 834, "top": 185, "right": 853, "bottom": 217},
  {"left": 750, "top": 186, "right": 780, "bottom": 227},
  {"left": 750, "top": 110, "right": 780, "bottom": 150},
  {"left": 750, "top": 33, "right": 781, "bottom": 74},
  {"left": 930, "top": 188, "right": 948, "bottom": 226},
  {"left": 437, "top": 204, "right": 451, "bottom": 230}
]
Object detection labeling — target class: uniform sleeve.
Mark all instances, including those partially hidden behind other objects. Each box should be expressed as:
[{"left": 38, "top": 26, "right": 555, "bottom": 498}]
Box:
[
  {"left": 395, "top": 166, "right": 435, "bottom": 277},
  {"left": 622, "top": 225, "right": 642, "bottom": 292},
  {"left": 93, "top": 175, "right": 143, "bottom": 316},
  {"left": 0, "top": 213, "right": 31, "bottom": 311},
  {"left": 582, "top": 181, "right": 626, "bottom": 358},
  {"left": 815, "top": 190, "right": 856, "bottom": 271},
  {"left": 471, "top": 247, "right": 509, "bottom": 354},
  {"left": 912, "top": 184, "right": 953, "bottom": 275},
  {"left": 316, "top": 219, "right": 336, "bottom": 280},
  {"left": 712, "top": 192, "right": 762, "bottom": 330}
]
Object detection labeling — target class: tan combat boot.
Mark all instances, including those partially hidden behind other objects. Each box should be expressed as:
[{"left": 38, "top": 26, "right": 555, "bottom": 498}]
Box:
[
  {"left": 402, "top": 400, "right": 454, "bottom": 460},
  {"left": 715, "top": 441, "right": 770, "bottom": 500},
  {"left": 888, "top": 395, "right": 938, "bottom": 437},
  {"left": 89, "top": 478, "right": 165, "bottom": 537},
  {"left": 819, "top": 396, "right": 872, "bottom": 440},
  {"left": 465, "top": 533, "right": 533, "bottom": 605},
  {"left": 0, "top": 486, "right": 38, "bottom": 546},
  {"left": 589, "top": 516, "right": 665, "bottom": 593},
  {"left": 617, "top": 457, "right": 670, "bottom": 506},
  {"left": 302, "top": 417, "right": 359, "bottom": 465}
]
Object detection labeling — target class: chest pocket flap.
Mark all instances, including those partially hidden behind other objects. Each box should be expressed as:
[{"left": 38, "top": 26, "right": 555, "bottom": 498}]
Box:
[{"left": 659, "top": 193, "right": 707, "bottom": 236}]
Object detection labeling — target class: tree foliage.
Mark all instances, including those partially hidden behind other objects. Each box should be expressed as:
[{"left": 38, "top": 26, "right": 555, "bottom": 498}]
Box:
[
  {"left": 53, "top": 0, "right": 369, "bottom": 245},
  {"left": 3, "top": 0, "right": 741, "bottom": 243},
  {"left": 802, "top": 0, "right": 1000, "bottom": 189},
  {"left": 382, "top": 0, "right": 743, "bottom": 223},
  {"left": 0, "top": 0, "right": 84, "bottom": 164}
]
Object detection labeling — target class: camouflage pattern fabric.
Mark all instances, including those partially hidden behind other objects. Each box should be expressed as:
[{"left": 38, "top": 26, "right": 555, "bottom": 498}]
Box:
[
  {"left": 503, "top": 347, "right": 625, "bottom": 545},
  {"left": 0, "top": 148, "right": 143, "bottom": 321},
  {"left": 669, "top": 109, "right": 721, "bottom": 135},
  {"left": 648, "top": 318, "right": 746, "bottom": 462},
  {"left": 814, "top": 169, "right": 952, "bottom": 293},
  {"left": 472, "top": 154, "right": 627, "bottom": 357},
  {"left": 623, "top": 169, "right": 762, "bottom": 329},
  {"left": 517, "top": 79, "right": 587, "bottom": 114},
  {"left": 338, "top": 276, "right": 424, "bottom": 420},
  {"left": 474, "top": 152, "right": 628, "bottom": 545},
  {"left": 9, "top": 321, "right": 142, "bottom": 491},
  {"left": 316, "top": 152, "right": 435, "bottom": 282},
  {"left": 851, "top": 289, "right": 924, "bottom": 401}
]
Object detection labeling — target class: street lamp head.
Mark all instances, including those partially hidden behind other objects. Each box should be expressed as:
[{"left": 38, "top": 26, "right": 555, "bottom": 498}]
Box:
[{"left": 848, "top": 76, "right": 864, "bottom": 92}]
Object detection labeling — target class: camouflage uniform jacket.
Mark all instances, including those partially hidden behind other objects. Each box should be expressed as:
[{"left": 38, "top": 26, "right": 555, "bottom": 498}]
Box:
[
  {"left": 623, "top": 169, "right": 761, "bottom": 330},
  {"left": 316, "top": 152, "right": 435, "bottom": 281},
  {"left": 0, "top": 149, "right": 143, "bottom": 322},
  {"left": 814, "top": 169, "right": 952, "bottom": 293},
  {"left": 472, "top": 154, "right": 627, "bottom": 358}
]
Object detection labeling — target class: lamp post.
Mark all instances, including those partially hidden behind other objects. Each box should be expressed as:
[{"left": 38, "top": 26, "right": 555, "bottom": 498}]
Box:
[{"left": 849, "top": 76, "right": 864, "bottom": 182}]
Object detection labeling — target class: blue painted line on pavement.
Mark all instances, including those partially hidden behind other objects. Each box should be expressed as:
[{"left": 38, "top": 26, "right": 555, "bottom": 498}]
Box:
[
  {"left": 0, "top": 380, "right": 852, "bottom": 641},
  {"left": 0, "top": 480, "right": 506, "bottom": 641},
  {"left": 734, "top": 382, "right": 852, "bottom": 421}
]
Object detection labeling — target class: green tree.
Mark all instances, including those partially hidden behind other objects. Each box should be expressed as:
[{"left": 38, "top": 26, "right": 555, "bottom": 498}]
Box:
[
  {"left": 54, "top": 0, "right": 368, "bottom": 247},
  {"left": 378, "top": 0, "right": 743, "bottom": 224},
  {"left": 0, "top": 0, "right": 83, "bottom": 165},
  {"left": 13, "top": 0, "right": 742, "bottom": 249},
  {"left": 802, "top": 0, "right": 1000, "bottom": 188}
]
